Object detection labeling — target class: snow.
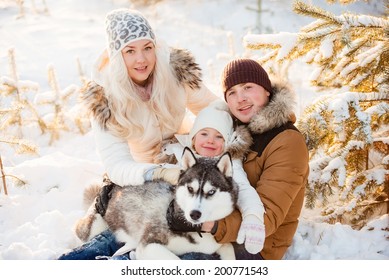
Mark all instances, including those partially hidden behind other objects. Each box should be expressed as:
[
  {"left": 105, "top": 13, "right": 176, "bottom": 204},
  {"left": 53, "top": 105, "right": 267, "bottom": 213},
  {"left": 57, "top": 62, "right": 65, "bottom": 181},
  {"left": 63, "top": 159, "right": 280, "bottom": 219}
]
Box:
[
  {"left": 244, "top": 32, "right": 298, "bottom": 60},
  {"left": 0, "top": 0, "right": 388, "bottom": 266}
]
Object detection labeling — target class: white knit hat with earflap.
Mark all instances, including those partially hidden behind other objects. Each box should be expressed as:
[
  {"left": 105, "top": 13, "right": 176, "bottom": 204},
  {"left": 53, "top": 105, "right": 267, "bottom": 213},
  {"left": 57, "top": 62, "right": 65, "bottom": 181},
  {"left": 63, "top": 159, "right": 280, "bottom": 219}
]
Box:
[
  {"left": 189, "top": 105, "right": 234, "bottom": 146},
  {"left": 105, "top": 8, "right": 156, "bottom": 58}
]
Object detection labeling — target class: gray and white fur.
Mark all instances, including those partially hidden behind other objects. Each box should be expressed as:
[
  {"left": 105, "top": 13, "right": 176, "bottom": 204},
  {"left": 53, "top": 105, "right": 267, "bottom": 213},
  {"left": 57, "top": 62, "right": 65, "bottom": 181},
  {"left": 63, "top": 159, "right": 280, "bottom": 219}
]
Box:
[{"left": 75, "top": 148, "right": 238, "bottom": 259}]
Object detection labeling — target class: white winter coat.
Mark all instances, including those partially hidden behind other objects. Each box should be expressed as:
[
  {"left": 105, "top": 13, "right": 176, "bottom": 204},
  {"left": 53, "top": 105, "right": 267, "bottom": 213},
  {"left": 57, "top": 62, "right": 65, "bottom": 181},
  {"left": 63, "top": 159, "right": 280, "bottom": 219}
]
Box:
[{"left": 82, "top": 46, "right": 218, "bottom": 186}]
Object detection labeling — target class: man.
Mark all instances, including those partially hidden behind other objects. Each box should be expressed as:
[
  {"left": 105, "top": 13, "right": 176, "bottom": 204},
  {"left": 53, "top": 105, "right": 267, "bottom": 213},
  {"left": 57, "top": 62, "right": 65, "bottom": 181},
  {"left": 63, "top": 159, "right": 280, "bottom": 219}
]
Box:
[{"left": 209, "top": 58, "right": 310, "bottom": 260}]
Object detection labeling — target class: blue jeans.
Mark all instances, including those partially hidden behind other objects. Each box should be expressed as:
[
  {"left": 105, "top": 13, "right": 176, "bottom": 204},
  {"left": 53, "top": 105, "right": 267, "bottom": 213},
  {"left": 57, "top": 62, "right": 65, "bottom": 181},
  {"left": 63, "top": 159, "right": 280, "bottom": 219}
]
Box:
[
  {"left": 58, "top": 230, "right": 262, "bottom": 260},
  {"left": 232, "top": 243, "right": 264, "bottom": 260},
  {"left": 58, "top": 230, "right": 220, "bottom": 260},
  {"left": 58, "top": 230, "right": 126, "bottom": 260}
]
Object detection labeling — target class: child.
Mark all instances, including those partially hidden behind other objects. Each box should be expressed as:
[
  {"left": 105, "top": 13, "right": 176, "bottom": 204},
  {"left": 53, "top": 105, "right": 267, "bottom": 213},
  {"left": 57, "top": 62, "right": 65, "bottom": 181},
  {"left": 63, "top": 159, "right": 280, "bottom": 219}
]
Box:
[{"left": 160, "top": 101, "right": 266, "bottom": 256}]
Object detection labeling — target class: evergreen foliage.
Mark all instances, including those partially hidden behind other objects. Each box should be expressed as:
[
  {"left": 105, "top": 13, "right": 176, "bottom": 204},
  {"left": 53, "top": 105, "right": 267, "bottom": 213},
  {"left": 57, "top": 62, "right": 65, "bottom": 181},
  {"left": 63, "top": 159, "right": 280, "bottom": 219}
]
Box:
[
  {"left": 244, "top": 0, "right": 388, "bottom": 229},
  {"left": 0, "top": 48, "right": 90, "bottom": 146},
  {"left": 245, "top": 0, "right": 389, "bottom": 93},
  {"left": 0, "top": 49, "right": 90, "bottom": 193}
]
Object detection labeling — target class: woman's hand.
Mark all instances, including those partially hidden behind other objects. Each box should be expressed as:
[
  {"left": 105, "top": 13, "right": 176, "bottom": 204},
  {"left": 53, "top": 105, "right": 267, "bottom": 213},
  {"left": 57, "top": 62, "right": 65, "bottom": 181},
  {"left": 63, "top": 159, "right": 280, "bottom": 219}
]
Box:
[{"left": 152, "top": 167, "right": 181, "bottom": 185}]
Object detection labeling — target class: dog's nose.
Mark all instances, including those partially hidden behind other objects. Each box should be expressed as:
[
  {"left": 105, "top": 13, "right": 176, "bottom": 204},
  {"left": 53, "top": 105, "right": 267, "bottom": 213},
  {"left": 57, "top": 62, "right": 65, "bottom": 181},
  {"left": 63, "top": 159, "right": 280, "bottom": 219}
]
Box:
[{"left": 190, "top": 210, "right": 202, "bottom": 221}]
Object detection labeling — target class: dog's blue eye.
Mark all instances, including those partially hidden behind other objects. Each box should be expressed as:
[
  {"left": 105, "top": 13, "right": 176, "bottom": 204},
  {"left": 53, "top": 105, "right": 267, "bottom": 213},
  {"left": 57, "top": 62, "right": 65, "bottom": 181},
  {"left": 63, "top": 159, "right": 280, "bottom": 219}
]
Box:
[{"left": 208, "top": 190, "right": 215, "bottom": 196}]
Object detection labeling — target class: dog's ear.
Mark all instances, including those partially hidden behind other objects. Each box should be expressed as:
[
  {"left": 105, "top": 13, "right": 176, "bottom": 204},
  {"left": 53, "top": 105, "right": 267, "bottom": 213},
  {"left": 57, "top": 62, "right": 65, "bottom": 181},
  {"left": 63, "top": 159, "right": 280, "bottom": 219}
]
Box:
[
  {"left": 216, "top": 152, "right": 233, "bottom": 178},
  {"left": 181, "top": 147, "right": 197, "bottom": 170}
]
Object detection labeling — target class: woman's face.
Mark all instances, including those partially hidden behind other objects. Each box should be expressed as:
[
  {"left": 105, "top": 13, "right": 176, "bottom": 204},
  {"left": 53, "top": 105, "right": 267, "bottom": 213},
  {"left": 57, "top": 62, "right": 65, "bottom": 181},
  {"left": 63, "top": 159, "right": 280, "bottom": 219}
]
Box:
[
  {"left": 121, "top": 39, "right": 156, "bottom": 86},
  {"left": 193, "top": 128, "right": 225, "bottom": 157}
]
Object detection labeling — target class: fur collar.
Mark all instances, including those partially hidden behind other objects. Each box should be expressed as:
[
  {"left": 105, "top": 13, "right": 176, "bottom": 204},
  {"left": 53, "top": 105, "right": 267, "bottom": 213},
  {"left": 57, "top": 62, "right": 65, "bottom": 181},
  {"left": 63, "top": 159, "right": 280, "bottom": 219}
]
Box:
[
  {"left": 80, "top": 81, "right": 111, "bottom": 129},
  {"left": 80, "top": 48, "right": 203, "bottom": 129},
  {"left": 248, "top": 77, "right": 296, "bottom": 134},
  {"left": 225, "top": 125, "right": 252, "bottom": 159},
  {"left": 169, "top": 48, "right": 202, "bottom": 90}
]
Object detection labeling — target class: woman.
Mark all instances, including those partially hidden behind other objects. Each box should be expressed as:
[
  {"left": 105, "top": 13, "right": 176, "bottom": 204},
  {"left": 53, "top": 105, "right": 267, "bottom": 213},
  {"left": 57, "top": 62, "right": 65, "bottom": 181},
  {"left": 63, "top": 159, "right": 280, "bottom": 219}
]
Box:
[
  {"left": 59, "top": 8, "right": 218, "bottom": 260},
  {"left": 86, "top": 8, "right": 218, "bottom": 187}
]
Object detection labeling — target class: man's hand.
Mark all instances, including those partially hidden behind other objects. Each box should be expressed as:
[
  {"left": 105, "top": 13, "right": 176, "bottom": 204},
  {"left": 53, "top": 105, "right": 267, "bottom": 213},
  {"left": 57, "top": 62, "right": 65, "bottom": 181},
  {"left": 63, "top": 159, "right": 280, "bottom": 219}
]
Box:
[{"left": 236, "top": 214, "right": 265, "bottom": 254}]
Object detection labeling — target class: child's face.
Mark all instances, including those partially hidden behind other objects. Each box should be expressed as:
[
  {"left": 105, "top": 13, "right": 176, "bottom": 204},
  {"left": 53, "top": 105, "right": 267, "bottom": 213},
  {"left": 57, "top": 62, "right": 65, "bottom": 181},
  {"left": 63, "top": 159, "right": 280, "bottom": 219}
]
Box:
[{"left": 193, "top": 128, "right": 225, "bottom": 157}]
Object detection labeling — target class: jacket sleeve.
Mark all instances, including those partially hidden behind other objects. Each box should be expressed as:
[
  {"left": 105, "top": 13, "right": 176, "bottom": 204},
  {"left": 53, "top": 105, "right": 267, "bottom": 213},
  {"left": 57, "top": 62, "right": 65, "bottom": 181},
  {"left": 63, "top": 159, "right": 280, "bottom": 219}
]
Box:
[
  {"left": 213, "top": 160, "right": 266, "bottom": 244},
  {"left": 91, "top": 119, "right": 157, "bottom": 186},
  {"left": 232, "top": 159, "right": 265, "bottom": 221},
  {"left": 258, "top": 131, "right": 308, "bottom": 236},
  {"left": 214, "top": 130, "right": 308, "bottom": 243}
]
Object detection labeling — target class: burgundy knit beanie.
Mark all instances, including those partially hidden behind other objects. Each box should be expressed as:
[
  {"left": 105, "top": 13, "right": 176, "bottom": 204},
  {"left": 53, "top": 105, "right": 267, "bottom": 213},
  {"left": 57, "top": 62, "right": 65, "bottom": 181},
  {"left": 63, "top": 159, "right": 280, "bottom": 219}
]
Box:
[{"left": 221, "top": 58, "right": 272, "bottom": 100}]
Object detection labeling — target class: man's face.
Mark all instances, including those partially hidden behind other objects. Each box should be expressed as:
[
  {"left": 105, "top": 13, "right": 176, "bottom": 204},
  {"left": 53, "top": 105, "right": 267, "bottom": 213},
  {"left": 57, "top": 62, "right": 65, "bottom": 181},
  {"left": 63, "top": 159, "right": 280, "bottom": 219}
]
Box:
[{"left": 225, "top": 83, "right": 270, "bottom": 123}]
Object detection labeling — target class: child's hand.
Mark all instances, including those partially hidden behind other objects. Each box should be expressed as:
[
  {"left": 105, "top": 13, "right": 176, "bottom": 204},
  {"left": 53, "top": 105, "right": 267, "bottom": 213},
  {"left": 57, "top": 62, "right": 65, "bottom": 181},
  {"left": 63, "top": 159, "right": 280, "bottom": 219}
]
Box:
[{"left": 236, "top": 214, "right": 265, "bottom": 254}]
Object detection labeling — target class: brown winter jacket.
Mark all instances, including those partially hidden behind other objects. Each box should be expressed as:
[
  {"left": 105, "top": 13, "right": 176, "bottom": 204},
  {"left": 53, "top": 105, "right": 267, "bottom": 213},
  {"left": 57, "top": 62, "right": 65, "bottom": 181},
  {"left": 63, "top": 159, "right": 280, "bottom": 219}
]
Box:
[{"left": 213, "top": 78, "right": 310, "bottom": 260}]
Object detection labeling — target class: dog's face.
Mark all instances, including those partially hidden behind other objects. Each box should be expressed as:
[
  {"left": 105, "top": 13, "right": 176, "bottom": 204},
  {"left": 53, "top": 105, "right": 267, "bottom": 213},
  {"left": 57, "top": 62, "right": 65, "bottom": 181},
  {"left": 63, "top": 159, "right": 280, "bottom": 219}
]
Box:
[{"left": 175, "top": 148, "right": 238, "bottom": 225}]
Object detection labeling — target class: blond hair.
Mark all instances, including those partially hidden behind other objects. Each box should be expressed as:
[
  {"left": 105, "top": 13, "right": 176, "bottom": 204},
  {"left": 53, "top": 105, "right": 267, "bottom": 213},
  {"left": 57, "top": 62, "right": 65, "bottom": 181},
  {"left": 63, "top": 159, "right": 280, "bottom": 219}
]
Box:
[{"left": 103, "top": 43, "right": 186, "bottom": 140}]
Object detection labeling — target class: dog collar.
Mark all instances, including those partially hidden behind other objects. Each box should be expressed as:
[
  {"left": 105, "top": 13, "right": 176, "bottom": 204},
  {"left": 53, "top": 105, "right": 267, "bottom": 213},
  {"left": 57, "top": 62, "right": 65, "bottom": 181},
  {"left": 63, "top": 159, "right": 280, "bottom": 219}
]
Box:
[{"left": 166, "top": 200, "right": 203, "bottom": 237}]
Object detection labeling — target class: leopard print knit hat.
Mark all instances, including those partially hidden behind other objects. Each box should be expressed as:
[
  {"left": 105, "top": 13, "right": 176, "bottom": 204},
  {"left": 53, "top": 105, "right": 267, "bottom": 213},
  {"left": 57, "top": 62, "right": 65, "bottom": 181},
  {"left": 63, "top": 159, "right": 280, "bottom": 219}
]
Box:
[{"left": 105, "top": 9, "right": 156, "bottom": 58}]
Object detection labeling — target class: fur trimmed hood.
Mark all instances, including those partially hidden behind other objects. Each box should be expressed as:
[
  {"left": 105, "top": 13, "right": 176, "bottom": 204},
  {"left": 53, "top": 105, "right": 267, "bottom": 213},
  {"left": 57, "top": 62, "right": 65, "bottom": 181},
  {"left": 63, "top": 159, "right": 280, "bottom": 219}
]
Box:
[
  {"left": 224, "top": 125, "right": 252, "bottom": 159},
  {"left": 80, "top": 48, "right": 203, "bottom": 129},
  {"left": 248, "top": 77, "right": 297, "bottom": 134}
]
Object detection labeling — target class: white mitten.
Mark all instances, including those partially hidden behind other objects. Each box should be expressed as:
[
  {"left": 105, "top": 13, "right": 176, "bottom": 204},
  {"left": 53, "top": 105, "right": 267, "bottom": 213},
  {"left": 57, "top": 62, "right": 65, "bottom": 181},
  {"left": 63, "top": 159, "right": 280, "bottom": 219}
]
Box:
[
  {"left": 236, "top": 214, "right": 265, "bottom": 254},
  {"left": 129, "top": 250, "right": 137, "bottom": 260},
  {"left": 152, "top": 167, "right": 181, "bottom": 185}
]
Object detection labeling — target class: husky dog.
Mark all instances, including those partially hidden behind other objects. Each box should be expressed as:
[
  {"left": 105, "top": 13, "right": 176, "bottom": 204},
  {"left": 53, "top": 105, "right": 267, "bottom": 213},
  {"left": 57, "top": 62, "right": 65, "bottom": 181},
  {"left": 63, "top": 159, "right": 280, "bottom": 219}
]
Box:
[{"left": 75, "top": 148, "right": 238, "bottom": 260}]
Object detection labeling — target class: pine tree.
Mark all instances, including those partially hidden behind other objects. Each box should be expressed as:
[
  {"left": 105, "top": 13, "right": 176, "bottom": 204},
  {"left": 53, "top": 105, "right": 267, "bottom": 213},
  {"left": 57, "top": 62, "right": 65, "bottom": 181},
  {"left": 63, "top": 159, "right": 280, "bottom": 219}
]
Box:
[
  {"left": 244, "top": 0, "right": 388, "bottom": 229},
  {"left": 37, "top": 64, "right": 90, "bottom": 140},
  {"left": 0, "top": 48, "right": 46, "bottom": 137},
  {"left": 0, "top": 134, "right": 37, "bottom": 194},
  {"left": 1, "top": 49, "right": 91, "bottom": 148},
  {"left": 0, "top": 50, "right": 90, "bottom": 194},
  {"left": 39, "top": 65, "right": 72, "bottom": 145}
]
